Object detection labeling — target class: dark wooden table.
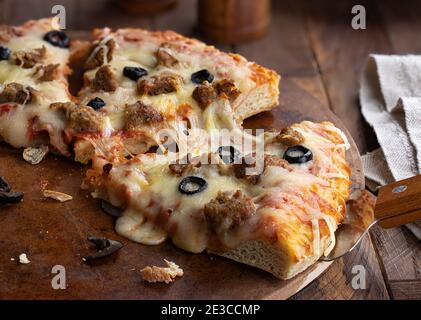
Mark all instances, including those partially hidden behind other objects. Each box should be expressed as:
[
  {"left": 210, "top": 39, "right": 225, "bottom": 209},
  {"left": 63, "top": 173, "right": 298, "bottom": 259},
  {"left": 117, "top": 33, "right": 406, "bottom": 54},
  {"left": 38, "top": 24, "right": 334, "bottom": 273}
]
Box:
[{"left": 0, "top": 0, "right": 419, "bottom": 300}]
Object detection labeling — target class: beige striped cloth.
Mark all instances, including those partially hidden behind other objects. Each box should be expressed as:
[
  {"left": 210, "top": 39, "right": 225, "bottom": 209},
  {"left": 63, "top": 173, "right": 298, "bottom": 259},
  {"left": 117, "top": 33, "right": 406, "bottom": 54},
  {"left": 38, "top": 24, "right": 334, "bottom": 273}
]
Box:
[{"left": 360, "top": 54, "right": 421, "bottom": 240}]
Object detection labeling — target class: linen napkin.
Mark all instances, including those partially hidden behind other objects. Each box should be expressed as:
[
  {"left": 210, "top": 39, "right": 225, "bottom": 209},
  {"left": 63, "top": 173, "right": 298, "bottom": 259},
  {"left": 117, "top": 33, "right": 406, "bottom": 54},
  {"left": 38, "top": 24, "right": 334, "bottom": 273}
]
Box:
[{"left": 360, "top": 54, "right": 421, "bottom": 240}]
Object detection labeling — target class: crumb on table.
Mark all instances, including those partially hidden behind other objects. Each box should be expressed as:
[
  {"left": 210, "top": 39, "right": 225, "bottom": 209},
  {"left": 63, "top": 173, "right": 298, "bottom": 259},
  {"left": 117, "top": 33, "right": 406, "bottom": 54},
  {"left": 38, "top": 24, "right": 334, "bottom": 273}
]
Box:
[{"left": 140, "top": 259, "right": 183, "bottom": 284}]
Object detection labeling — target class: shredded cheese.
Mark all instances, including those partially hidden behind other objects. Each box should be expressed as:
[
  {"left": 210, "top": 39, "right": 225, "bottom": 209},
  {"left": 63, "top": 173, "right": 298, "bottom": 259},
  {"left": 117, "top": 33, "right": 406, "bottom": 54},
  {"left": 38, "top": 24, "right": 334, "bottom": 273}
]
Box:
[
  {"left": 87, "top": 35, "right": 115, "bottom": 66},
  {"left": 324, "top": 125, "right": 351, "bottom": 150},
  {"left": 322, "top": 215, "right": 337, "bottom": 256},
  {"left": 311, "top": 219, "right": 321, "bottom": 257}
]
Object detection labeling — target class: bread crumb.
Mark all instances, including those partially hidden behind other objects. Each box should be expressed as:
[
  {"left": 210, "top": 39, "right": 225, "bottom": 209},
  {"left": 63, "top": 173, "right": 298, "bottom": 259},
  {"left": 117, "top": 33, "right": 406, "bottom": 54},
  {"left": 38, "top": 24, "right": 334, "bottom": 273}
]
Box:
[
  {"left": 140, "top": 259, "right": 183, "bottom": 284},
  {"left": 43, "top": 190, "right": 73, "bottom": 202},
  {"left": 23, "top": 145, "right": 49, "bottom": 165},
  {"left": 19, "top": 253, "right": 30, "bottom": 264}
]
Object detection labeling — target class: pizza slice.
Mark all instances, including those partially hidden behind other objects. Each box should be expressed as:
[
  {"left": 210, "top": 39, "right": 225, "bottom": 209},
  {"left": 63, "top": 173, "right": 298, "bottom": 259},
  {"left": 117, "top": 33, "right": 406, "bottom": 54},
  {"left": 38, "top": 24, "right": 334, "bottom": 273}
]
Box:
[
  {"left": 83, "top": 121, "right": 351, "bottom": 279},
  {"left": 0, "top": 18, "right": 73, "bottom": 156},
  {"left": 70, "top": 27, "right": 279, "bottom": 163}
]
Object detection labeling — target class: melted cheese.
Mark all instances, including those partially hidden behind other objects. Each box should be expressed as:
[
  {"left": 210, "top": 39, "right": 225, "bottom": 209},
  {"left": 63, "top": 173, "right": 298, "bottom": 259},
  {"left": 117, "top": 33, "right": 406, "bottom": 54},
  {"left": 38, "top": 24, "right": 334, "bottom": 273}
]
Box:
[
  {"left": 77, "top": 29, "right": 260, "bottom": 160},
  {"left": 311, "top": 219, "right": 321, "bottom": 256},
  {"left": 116, "top": 210, "right": 167, "bottom": 245},
  {"left": 86, "top": 122, "right": 351, "bottom": 260},
  {"left": 259, "top": 166, "right": 328, "bottom": 190},
  {"left": 202, "top": 100, "right": 238, "bottom": 131},
  {"left": 322, "top": 215, "right": 336, "bottom": 256},
  {"left": 113, "top": 156, "right": 245, "bottom": 253},
  {"left": 0, "top": 23, "right": 71, "bottom": 153}
]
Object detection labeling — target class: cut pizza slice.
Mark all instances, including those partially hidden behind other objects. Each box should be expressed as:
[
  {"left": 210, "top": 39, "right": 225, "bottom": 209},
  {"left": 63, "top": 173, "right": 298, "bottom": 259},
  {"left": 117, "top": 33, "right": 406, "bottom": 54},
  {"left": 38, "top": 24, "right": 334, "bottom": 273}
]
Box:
[
  {"left": 71, "top": 27, "right": 280, "bottom": 163},
  {"left": 83, "top": 121, "right": 351, "bottom": 279},
  {"left": 0, "top": 18, "right": 73, "bottom": 156}
]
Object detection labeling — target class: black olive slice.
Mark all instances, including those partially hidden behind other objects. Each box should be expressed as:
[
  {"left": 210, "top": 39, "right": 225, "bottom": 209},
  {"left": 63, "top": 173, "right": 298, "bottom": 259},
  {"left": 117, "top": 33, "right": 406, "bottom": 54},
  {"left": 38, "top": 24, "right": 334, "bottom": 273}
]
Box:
[
  {"left": 43, "top": 30, "right": 70, "bottom": 48},
  {"left": 178, "top": 176, "right": 208, "bottom": 195},
  {"left": 123, "top": 66, "right": 148, "bottom": 81},
  {"left": 87, "top": 237, "right": 110, "bottom": 250},
  {"left": 0, "top": 191, "right": 24, "bottom": 204},
  {"left": 283, "top": 145, "right": 313, "bottom": 164},
  {"left": 191, "top": 69, "right": 214, "bottom": 84},
  {"left": 0, "top": 176, "right": 11, "bottom": 192},
  {"left": 0, "top": 176, "right": 24, "bottom": 204},
  {"left": 87, "top": 97, "right": 106, "bottom": 110},
  {"left": 217, "top": 146, "right": 241, "bottom": 164},
  {"left": 0, "top": 46, "right": 11, "bottom": 60},
  {"left": 101, "top": 200, "right": 123, "bottom": 218},
  {"left": 83, "top": 237, "right": 123, "bottom": 262}
]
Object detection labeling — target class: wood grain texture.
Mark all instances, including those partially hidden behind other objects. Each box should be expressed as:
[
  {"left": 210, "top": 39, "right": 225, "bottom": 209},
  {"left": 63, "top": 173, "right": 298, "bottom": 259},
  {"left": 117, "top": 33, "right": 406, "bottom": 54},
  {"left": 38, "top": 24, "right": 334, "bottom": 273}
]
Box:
[
  {"left": 298, "top": 0, "right": 388, "bottom": 155},
  {"left": 377, "top": 0, "right": 421, "bottom": 54},
  {"left": 370, "top": 225, "right": 420, "bottom": 281},
  {"left": 238, "top": 0, "right": 387, "bottom": 300},
  {"left": 236, "top": 0, "right": 316, "bottom": 77},
  {"left": 375, "top": 175, "right": 421, "bottom": 224},
  {"left": 300, "top": 0, "right": 420, "bottom": 300},
  {"left": 389, "top": 280, "right": 421, "bottom": 300},
  {"left": 379, "top": 210, "right": 421, "bottom": 230},
  {"left": 371, "top": 0, "right": 421, "bottom": 299},
  {"left": 289, "top": 77, "right": 329, "bottom": 110},
  {"left": 291, "top": 234, "right": 389, "bottom": 300}
]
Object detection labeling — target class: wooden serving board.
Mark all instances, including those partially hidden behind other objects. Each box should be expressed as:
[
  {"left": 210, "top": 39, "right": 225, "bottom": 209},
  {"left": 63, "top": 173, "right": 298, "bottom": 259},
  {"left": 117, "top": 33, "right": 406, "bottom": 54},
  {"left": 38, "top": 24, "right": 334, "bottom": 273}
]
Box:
[{"left": 0, "top": 76, "right": 364, "bottom": 299}]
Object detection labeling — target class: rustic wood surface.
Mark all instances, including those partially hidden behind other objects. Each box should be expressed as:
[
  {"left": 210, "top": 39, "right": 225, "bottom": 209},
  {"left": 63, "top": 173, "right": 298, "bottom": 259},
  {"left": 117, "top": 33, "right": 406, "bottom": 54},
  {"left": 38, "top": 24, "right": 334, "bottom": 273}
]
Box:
[
  {"left": 375, "top": 175, "right": 421, "bottom": 227},
  {"left": 0, "top": 0, "right": 419, "bottom": 300},
  {"left": 0, "top": 79, "right": 362, "bottom": 299}
]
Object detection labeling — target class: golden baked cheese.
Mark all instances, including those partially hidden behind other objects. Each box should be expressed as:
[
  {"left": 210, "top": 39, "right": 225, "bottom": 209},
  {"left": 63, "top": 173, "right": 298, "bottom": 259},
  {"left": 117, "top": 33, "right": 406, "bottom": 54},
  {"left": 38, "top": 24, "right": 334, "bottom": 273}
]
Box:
[
  {"left": 73, "top": 27, "right": 280, "bottom": 162},
  {"left": 83, "top": 121, "right": 351, "bottom": 279},
  {"left": 0, "top": 20, "right": 280, "bottom": 164}
]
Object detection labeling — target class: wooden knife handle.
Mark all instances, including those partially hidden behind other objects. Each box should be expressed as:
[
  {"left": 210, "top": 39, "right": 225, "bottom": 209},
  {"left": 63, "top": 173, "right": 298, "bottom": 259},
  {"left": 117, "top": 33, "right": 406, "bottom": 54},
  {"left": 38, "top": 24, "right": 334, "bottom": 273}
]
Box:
[{"left": 374, "top": 175, "right": 421, "bottom": 228}]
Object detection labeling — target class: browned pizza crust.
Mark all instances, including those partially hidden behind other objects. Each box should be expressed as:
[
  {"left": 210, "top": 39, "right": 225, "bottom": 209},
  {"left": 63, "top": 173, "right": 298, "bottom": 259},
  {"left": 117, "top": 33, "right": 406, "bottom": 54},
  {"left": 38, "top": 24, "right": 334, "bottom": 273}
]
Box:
[{"left": 83, "top": 121, "right": 351, "bottom": 280}]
